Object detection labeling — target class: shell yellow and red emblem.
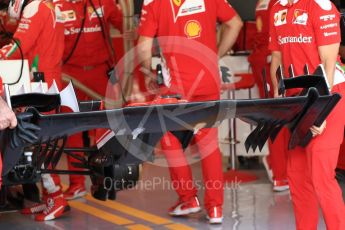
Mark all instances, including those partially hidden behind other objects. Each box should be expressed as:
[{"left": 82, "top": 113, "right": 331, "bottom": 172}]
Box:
[{"left": 184, "top": 20, "right": 202, "bottom": 39}]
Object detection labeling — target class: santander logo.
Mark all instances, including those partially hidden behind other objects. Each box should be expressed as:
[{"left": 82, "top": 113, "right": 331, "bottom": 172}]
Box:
[{"left": 278, "top": 34, "right": 312, "bottom": 45}]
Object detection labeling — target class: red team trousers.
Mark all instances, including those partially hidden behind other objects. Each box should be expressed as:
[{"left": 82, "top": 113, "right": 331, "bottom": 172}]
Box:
[
  {"left": 287, "top": 82, "right": 345, "bottom": 230},
  {"left": 160, "top": 94, "right": 223, "bottom": 210},
  {"left": 268, "top": 129, "right": 288, "bottom": 181},
  {"left": 48, "top": 63, "right": 111, "bottom": 187},
  {"left": 337, "top": 139, "right": 345, "bottom": 170},
  {"left": 249, "top": 53, "right": 288, "bottom": 181}
]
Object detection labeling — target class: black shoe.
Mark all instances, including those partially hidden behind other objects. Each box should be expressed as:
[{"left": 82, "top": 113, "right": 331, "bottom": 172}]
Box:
[{"left": 336, "top": 168, "right": 345, "bottom": 182}]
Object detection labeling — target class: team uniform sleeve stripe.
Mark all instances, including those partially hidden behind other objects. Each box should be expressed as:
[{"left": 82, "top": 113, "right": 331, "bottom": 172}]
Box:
[{"left": 4, "top": 42, "right": 19, "bottom": 58}]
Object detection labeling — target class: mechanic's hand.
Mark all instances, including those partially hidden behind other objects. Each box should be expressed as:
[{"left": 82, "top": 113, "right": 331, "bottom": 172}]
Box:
[
  {"left": 140, "top": 67, "right": 159, "bottom": 93},
  {"left": 145, "top": 75, "right": 159, "bottom": 93},
  {"left": 123, "top": 29, "right": 138, "bottom": 41},
  {"left": 273, "top": 88, "right": 283, "bottom": 98},
  {"left": 310, "top": 121, "right": 326, "bottom": 138},
  {"left": 10, "top": 112, "right": 40, "bottom": 148},
  {"left": 0, "top": 97, "right": 17, "bottom": 130}
]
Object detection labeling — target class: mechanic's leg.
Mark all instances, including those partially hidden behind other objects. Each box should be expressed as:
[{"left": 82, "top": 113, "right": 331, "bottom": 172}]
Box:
[
  {"left": 249, "top": 57, "right": 266, "bottom": 98},
  {"left": 66, "top": 132, "right": 86, "bottom": 187},
  {"left": 306, "top": 82, "right": 345, "bottom": 229},
  {"left": 337, "top": 136, "right": 345, "bottom": 170},
  {"left": 161, "top": 132, "right": 198, "bottom": 202},
  {"left": 23, "top": 76, "right": 68, "bottom": 220},
  {"left": 188, "top": 94, "right": 223, "bottom": 219},
  {"left": 287, "top": 145, "right": 319, "bottom": 230},
  {"left": 41, "top": 174, "right": 62, "bottom": 195},
  {"left": 307, "top": 146, "right": 345, "bottom": 229},
  {"left": 38, "top": 77, "right": 63, "bottom": 197},
  {"left": 248, "top": 54, "right": 272, "bottom": 98},
  {"left": 59, "top": 105, "right": 86, "bottom": 197},
  {"left": 60, "top": 66, "right": 96, "bottom": 196},
  {"left": 269, "top": 129, "right": 288, "bottom": 181},
  {"left": 195, "top": 127, "right": 224, "bottom": 211}
]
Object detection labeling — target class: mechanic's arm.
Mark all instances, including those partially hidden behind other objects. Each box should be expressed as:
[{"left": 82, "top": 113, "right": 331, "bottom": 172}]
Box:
[
  {"left": 318, "top": 43, "right": 340, "bottom": 90},
  {"left": 137, "top": 36, "right": 157, "bottom": 92},
  {"left": 0, "top": 3, "right": 45, "bottom": 60},
  {"left": 218, "top": 15, "right": 243, "bottom": 58},
  {"left": 0, "top": 97, "right": 16, "bottom": 130},
  {"left": 108, "top": 1, "right": 123, "bottom": 31},
  {"left": 310, "top": 43, "right": 339, "bottom": 136},
  {"left": 109, "top": 1, "right": 137, "bottom": 40},
  {"left": 270, "top": 51, "right": 282, "bottom": 98}
]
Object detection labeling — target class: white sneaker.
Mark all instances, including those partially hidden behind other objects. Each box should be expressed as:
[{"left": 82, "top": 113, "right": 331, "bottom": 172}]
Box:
[
  {"left": 206, "top": 207, "right": 223, "bottom": 224},
  {"left": 273, "top": 180, "right": 290, "bottom": 192},
  {"left": 63, "top": 184, "right": 87, "bottom": 200},
  {"left": 168, "top": 197, "right": 201, "bottom": 216}
]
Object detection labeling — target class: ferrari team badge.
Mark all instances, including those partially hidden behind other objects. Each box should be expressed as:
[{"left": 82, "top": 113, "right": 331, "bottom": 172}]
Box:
[
  {"left": 292, "top": 9, "right": 308, "bottom": 25},
  {"left": 173, "top": 0, "right": 182, "bottom": 6}
]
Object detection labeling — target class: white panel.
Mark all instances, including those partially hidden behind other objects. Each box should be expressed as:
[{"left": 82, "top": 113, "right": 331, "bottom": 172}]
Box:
[{"left": 0, "top": 59, "right": 31, "bottom": 95}]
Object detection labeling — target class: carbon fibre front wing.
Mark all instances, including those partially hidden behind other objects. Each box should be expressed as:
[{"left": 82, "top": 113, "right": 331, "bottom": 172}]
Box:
[{"left": 0, "top": 85, "right": 340, "bottom": 176}]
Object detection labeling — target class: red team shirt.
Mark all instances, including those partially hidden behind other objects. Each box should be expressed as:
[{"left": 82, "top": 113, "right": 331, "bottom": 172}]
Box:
[
  {"left": 269, "top": 0, "right": 341, "bottom": 77},
  {"left": 253, "top": 0, "right": 276, "bottom": 55},
  {"left": 56, "top": 0, "right": 122, "bottom": 67},
  {"left": 138, "top": 0, "right": 237, "bottom": 97},
  {"left": 0, "top": 11, "right": 18, "bottom": 47},
  {"left": 0, "top": 1, "right": 64, "bottom": 86}
]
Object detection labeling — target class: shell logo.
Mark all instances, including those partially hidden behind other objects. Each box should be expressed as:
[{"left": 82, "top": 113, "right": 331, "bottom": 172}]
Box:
[{"left": 184, "top": 20, "right": 202, "bottom": 39}]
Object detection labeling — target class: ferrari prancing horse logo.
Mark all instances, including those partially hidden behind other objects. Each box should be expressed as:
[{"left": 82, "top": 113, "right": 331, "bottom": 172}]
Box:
[{"left": 173, "top": 0, "right": 182, "bottom": 6}]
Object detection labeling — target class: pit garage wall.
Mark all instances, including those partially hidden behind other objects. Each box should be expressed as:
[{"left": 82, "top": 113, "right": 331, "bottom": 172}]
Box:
[{"left": 219, "top": 55, "right": 268, "bottom": 157}]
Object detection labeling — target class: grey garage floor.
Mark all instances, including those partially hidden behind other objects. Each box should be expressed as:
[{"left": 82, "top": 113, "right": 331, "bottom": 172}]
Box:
[{"left": 1, "top": 156, "right": 341, "bottom": 230}]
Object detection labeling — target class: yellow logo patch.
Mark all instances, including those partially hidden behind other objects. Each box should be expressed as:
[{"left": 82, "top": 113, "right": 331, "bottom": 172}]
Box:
[
  {"left": 88, "top": 6, "right": 94, "bottom": 15},
  {"left": 184, "top": 20, "right": 202, "bottom": 39},
  {"left": 256, "top": 16, "right": 263, "bottom": 33},
  {"left": 173, "top": 0, "right": 182, "bottom": 7},
  {"left": 45, "top": 2, "right": 54, "bottom": 10}
]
